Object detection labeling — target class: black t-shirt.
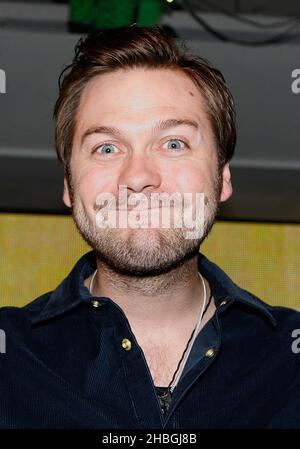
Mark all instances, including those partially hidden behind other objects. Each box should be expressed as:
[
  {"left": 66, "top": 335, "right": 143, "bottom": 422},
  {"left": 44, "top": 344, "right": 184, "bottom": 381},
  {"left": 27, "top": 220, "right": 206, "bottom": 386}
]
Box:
[{"left": 155, "top": 386, "right": 171, "bottom": 415}]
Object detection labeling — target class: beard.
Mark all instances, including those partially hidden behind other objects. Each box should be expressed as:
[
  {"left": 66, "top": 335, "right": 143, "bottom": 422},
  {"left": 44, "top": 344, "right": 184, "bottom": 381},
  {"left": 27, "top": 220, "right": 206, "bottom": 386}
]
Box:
[{"left": 67, "top": 171, "right": 222, "bottom": 278}]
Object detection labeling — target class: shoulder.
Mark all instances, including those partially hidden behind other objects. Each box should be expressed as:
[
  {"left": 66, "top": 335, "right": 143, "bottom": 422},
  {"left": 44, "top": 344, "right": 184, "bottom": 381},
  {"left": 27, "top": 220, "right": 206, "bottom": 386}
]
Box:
[
  {"left": 249, "top": 286, "right": 300, "bottom": 329},
  {"left": 0, "top": 291, "right": 53, "bottom": 331},
  {"left": 244, "top": 285, "right": 300, "bottom": 331},
  {"left": 270, "top": 303, "right": 300, "bottom": 324},
  {"left": 268, "top": 303, "right": 300, "bottom": 348},
  {"left": 241, "top": 287, "right": 300, "bottom": 357}
]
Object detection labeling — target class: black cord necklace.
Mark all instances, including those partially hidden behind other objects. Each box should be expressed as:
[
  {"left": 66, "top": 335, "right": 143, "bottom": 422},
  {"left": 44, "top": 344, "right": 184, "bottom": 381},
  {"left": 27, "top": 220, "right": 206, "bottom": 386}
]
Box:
[{"left": 156, "top": 290, "right": 213, "bottom": 416}]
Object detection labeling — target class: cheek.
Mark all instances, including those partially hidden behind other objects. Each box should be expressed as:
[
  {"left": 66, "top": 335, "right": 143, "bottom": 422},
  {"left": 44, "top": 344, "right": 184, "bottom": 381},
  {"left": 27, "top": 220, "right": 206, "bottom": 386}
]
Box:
[
  {"left": 167, "top": 162, "right": 213, "bottom": 193},
  {"left": 76, "top": 168, "right": 116, "bottom": 202}
]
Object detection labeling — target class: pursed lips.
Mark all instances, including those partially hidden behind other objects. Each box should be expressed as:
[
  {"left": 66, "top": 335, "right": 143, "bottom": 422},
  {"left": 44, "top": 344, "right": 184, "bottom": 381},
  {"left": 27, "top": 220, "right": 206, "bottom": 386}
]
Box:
[{"left": 117, "top": 205, "right": 172, "bottom": 211}]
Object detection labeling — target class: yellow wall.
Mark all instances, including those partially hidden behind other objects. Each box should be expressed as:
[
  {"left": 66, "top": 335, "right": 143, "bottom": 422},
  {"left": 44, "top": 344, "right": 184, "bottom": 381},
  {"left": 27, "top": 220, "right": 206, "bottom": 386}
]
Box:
[{"left": 0, "top": 212, "right": 299, "bottom": 310}]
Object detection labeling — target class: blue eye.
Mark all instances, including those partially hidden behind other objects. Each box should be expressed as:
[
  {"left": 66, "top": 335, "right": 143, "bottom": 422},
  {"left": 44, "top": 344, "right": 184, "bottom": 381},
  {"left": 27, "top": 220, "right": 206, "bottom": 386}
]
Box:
[
  {"left": 93, "top": 138, "right": 188, "bottom": 157},
  {"left": 95, "top": 143, "right": 118, "bottom": 155},
  {"left": 165, "top": 139, "right": 187, "bottom": 151}
]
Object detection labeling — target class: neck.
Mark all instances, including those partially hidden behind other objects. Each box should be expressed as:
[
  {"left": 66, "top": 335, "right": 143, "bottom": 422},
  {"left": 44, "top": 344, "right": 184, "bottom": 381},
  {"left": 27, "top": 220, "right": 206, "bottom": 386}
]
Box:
[{"left": 84, "top": 255, "right": 215, "bottom": 335}]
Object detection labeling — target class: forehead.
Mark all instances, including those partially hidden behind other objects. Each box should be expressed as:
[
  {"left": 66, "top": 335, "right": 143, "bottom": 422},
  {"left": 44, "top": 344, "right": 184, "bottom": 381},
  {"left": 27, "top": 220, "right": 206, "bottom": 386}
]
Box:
[{"left": 74, "top": 68, "right": 209, "bottom": 133}]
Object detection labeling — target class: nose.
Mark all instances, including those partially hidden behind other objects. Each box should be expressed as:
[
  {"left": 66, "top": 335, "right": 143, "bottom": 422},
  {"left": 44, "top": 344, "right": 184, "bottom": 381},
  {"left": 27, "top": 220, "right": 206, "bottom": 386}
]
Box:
[{"left": 117, "top": 152, "right": 161, "bottom": 194}]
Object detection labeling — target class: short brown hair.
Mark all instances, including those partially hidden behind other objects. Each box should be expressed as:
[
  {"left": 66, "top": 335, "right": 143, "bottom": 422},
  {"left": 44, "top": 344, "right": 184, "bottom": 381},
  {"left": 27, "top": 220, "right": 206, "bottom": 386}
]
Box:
[{"left": 53, "top": 25, "right": 236, "bottom": 180}]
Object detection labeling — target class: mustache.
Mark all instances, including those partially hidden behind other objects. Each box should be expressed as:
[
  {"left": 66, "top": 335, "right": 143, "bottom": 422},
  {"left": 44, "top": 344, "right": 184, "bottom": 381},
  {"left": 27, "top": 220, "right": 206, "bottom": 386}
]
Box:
[
  {"left": 94, "top": 201, "right": 174, "bottom": 212},
  {"left": 93, "top": 193, "right": 205, "bottom": 213}
]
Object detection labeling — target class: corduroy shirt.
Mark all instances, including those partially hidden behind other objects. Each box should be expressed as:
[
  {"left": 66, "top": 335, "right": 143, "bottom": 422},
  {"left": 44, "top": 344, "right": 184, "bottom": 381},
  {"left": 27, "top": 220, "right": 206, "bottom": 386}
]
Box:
[{"left": 0, "top": 250, "right": 300, "bottom": 429}]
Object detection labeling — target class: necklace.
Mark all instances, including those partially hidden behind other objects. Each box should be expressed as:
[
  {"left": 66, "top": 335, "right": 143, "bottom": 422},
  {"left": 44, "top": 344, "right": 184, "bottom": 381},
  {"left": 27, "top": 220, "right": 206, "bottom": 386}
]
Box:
[
  {"left": 156, "top": 273, "right": 212, "bottom": 416},
  {"left": 89, "top": 268, "right": 98, "bottom": 295},
  {"left": 88, "top": 268, "right": 213, "bottom": 415}
]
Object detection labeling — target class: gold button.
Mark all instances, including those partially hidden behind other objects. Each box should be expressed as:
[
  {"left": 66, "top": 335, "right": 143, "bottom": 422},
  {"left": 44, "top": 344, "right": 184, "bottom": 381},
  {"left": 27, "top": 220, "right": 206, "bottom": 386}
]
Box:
[
  {"left": 205, "top": 348, "right": 215, "bottom": 358},
  {"left": 122, "top": 338, "right": 132, "bottom": 351},
  {"left": 91, "top": 300, "right": 101, "bottom": 308},
  {"left": 220, "top": 300, "right": 227, "bottom": 306}
]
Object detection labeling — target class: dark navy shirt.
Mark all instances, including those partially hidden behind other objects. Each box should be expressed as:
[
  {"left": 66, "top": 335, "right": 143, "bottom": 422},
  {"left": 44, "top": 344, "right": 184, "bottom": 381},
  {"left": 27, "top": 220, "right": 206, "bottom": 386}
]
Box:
[{"left": 1, "top": 250, "right": 300, "bottom": 429}]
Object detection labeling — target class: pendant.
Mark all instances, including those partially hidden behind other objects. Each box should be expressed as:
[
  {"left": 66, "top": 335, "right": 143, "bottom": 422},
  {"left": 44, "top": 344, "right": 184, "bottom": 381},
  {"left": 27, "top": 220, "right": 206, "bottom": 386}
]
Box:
[{"left": 158, "top": 389, "right": 172, "bottom": 415}]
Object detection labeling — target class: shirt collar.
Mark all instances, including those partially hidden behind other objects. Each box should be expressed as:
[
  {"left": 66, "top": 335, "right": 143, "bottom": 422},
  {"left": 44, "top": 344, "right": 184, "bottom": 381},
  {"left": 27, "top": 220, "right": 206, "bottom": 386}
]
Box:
[
  {"left": 27, "top": 250, "right": 97, "bottom": 325},
  {"left": 197, "top": 253, "right": 277, "bottom": 327},
  {"left": 27, "top": 250, "right": 277, "bottom": 327}
]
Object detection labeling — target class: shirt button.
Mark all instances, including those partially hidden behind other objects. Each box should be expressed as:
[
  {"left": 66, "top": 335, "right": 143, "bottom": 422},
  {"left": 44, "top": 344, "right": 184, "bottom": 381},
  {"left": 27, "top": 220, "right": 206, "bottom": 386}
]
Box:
[
  {"left": 91, "top": 300, "right": 101, "bottom": 308},
  {"left": 220, "top": 300, "right": 227, "bottom": 306},
  {"left": 205, "top": 348, "right": 215, "bottom": 358},
  {"left": 122, "top": 338, "right": 132, "bottom": 351}
]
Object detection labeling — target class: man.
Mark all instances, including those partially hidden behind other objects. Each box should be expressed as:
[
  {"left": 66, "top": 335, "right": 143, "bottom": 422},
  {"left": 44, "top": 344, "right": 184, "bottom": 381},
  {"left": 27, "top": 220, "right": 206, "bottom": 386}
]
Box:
[{"left": 0, "top": 25, "right": 299, "bottom": 429}]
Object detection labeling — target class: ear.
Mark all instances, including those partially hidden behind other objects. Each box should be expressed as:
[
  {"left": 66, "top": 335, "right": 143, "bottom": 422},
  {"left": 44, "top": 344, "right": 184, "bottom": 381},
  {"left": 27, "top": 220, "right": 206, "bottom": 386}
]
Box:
[
  {"left": 62, "top": 176, "right": 72, "bottom": 208},
  {"left": 219, "top": 162, "right": 233, "bottom": 203}
]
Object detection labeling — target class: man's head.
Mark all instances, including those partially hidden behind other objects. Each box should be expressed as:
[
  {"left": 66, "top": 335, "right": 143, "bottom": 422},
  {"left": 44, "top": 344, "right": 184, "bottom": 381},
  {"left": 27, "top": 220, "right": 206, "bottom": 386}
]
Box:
[{"left": 53, "top": 25, "right": 236, "bottom": 277}]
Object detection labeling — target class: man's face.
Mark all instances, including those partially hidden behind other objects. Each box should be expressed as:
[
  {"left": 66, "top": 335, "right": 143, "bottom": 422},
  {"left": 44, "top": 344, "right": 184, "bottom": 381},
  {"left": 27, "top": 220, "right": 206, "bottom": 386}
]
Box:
[{"left": 63, "top": 68, "right": 232, "bottom": 276}]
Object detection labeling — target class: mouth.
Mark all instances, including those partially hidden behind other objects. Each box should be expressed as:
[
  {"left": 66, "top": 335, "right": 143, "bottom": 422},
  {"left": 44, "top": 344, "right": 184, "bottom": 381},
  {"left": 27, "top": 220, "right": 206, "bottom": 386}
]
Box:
[{"left": 117, "top": 206, "right": 171, "bottom": 211}]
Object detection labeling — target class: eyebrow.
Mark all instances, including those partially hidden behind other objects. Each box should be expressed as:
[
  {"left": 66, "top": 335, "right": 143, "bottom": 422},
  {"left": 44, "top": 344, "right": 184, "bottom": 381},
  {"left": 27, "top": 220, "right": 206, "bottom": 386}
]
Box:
[{"left": 80, "top": 118, "right": 200, "bottom": 145}]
